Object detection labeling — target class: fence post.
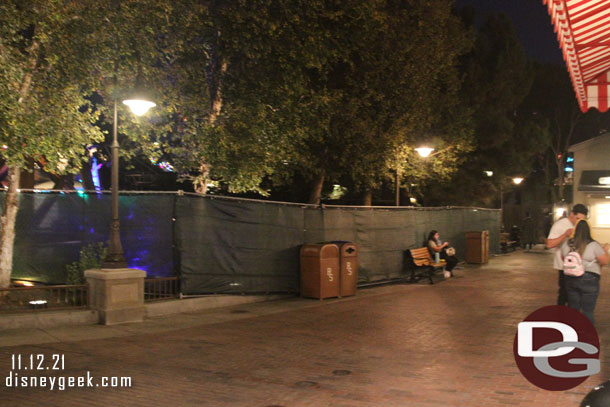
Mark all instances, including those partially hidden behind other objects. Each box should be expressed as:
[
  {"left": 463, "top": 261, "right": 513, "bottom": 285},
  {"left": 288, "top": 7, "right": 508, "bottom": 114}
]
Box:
[{"left": 84, "top": 268, "right": 146, "bottom": 325}]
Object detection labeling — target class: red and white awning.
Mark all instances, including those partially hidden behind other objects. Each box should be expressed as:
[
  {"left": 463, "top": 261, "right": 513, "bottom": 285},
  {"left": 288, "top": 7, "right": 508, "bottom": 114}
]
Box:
[{"left": 544, "top": 0, "right": 610, "bottom": 112}]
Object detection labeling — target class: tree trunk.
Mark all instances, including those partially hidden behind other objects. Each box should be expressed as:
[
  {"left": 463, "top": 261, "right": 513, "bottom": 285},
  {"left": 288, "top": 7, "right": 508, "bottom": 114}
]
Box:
[
  {"left": 19, "top": 158, "right": 35, "bottom": 189},
  {"left": 0, "top": 168, "right": 21, "bottom": 288},
  {"left": 0, "top": 35, "right": 40, "bottom": 288},
  {"left": 309, "top": 172, "right": 325, "bottom": 205},
  {"left": 80, "top": 159, "right": 95, "bottom": 191},
  {"left": 556, "top": 157, "right": 564, "bottom": 201},
  {"left": 196, "top": 48, "right": 228, "bottom": 195},
  {"left": 195, "top": 163, "right": 211, "bottom": 194},
  {"left": 362, "top": 189, "right": 372, "bottom": 206}
]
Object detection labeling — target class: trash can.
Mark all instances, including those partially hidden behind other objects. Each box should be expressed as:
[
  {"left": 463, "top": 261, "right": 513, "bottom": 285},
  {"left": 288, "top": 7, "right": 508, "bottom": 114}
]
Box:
[
  {"left": 333, "top": 242, "right": 358, "bottom": 297},
  {"left": 465, "top": 230, "right": 489, "bottom": 264},
  {"left": 300, "top": 243, "right": 340, "bottom": 300}
]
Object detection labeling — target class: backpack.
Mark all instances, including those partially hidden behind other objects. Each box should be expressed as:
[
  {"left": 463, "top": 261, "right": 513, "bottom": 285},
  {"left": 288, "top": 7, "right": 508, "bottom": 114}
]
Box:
[
  {"left": 563, "top": 245, "right": 595, "bottom": 277},
  {"left": 563, "top": 250, "right": 585, "bottom": 277}
]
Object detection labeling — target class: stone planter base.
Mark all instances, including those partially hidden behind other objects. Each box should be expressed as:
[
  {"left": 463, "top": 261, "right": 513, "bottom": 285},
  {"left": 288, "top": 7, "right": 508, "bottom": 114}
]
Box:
[{"left": 85, "top": 268, "right": 146, "bottom": 325}]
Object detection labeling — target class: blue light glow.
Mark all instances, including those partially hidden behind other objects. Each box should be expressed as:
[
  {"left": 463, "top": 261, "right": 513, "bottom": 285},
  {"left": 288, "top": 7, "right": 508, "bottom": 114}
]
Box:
[{"left": 91, "top": 157, "right": 102, "bottom": 192}]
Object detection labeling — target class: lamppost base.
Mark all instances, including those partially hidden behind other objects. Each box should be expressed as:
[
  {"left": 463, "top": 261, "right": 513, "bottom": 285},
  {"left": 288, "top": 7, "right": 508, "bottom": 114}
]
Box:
[
  {"left": 84, "top": 268, "right": 146, "bottom": 325},
  {"left": 102, "top": 257, "right": 128, "bottom": 269}
]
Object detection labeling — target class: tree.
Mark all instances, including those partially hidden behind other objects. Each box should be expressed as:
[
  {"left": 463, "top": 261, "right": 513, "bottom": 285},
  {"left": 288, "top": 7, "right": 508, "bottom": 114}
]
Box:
[
  {"left": 330, "top": 0, "right": 475, "bottom": 205},
  {"left": 521, "top": 63, "right": 581, "bottom": 203},
  {"left": 0, "top": 0, "right": 182, "bottom": 288},
  {"left": 422, "top": 11, "right": 544, "bottom": 207},
  {"left": 165, "top": 1, "right": 475, "bottom": 205},
  {"left": 0, "top": 1, "right": 106, "bottom": 288}
]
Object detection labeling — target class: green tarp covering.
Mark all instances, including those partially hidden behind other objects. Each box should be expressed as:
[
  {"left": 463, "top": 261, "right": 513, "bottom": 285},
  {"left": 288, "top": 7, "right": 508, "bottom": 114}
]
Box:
[{"left": 5, "top": 192, "right": 500, "bottom": 294}]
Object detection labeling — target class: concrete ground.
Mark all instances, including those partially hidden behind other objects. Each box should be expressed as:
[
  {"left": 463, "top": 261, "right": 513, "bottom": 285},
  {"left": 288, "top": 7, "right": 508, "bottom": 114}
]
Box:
[{"left": 0, "top": 246, "right": 609, "bottom": 406}]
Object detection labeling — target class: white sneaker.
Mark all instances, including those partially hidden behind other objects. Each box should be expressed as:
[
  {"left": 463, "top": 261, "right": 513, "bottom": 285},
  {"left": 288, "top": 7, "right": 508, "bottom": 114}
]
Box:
[{"left": 443, "top": 270, "right": 451, "bottom": 279}]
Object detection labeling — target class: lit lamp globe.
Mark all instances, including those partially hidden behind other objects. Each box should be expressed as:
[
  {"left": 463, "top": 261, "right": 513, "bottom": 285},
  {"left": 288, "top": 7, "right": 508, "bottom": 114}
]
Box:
[
  {"left": 123, "top": 99, "right": 156, "bottom": 116},
  {"left": 512, "top": 177, "right": 524, "bottom": 185},
  {"left": 414, "top": 147, "right": 434, "bottom": 158}
]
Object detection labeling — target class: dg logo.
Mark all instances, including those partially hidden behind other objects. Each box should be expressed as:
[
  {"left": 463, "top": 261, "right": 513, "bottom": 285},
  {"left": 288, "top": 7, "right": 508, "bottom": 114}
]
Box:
[{"left": 513, "top": 305, "right": 600, "bottom": 391}]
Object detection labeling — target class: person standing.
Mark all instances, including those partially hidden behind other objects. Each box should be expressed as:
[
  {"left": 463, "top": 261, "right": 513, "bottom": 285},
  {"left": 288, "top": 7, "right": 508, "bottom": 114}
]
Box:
[
  {"left": 546, "top": 204, "right": 588, "bottom": 305},
  {"left": 559, "top": 219, "right": 609, "bottom": 324}
]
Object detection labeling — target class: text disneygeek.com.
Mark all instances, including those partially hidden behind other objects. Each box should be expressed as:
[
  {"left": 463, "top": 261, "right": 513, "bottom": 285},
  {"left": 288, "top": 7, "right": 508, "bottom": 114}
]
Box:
[{"left": 4, "top": 354, "right": 132, "bottom": 391}]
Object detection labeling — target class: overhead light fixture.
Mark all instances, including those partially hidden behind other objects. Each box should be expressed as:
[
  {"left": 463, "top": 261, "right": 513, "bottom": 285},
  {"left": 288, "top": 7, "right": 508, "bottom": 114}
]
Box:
[
  {"left": 513, "top": 177, "right": 524, "bottom": 185},
  {"left": 414, "top": 147, "right": 434, "bottom": 157},
  {"left": 123, "top": 99, "right": 156, "bottom": 116},
  {"left": 484, "top": 171, "right": 493, "bottom": 177}
]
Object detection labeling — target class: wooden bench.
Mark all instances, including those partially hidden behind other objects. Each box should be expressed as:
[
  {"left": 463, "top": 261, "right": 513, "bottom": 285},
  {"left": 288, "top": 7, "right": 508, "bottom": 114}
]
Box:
[
  {"left": 404, "top": 247, "right": 445, "bottom": 284},
  {"left": 500, "top": 233, "right": 517, "bottom": 253}
]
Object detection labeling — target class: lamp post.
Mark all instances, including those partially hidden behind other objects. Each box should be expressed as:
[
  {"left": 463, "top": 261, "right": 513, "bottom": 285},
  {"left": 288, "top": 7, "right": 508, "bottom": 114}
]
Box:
[
  {"left": 102, "top": 92, "right": 155, "bottom": 269},
  {"left": 487, "top": 171, "right": 523, "bottom": 231},
  {"left": 395, "top": 146, "right": 433, "bottom": 206}
]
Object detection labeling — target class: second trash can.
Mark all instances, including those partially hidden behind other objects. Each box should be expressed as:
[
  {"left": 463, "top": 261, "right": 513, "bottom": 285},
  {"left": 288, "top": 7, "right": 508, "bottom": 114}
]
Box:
[
  {"left": 300, "top": 243, "right": 340, "bottom": 300},
  {"left": 332, "top": 241, "right": 358, "bottom": 297},
  {"left": 465, "top": 230, "right": 489, "bottom": 264}
]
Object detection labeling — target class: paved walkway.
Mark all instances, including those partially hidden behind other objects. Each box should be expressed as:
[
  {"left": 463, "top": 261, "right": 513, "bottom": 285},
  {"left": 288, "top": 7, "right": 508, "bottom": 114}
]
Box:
[{"left": 1, "top": 247, "right": 609, "bottom": 406}]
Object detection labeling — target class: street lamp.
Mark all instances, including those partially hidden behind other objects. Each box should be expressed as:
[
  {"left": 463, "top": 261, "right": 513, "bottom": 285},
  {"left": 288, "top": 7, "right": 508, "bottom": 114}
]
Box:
[
  {"left": 486, "top": 172, "right": 524, "bottom": 231},
  {"left": 414, "top": 146, "right": 434, "bottom": 158},
  {"left": 102, "top": 91, "right": 155, "bottom": 269},
  {"left": 395, "top": 146, "right": 432, "bottom": 206}
]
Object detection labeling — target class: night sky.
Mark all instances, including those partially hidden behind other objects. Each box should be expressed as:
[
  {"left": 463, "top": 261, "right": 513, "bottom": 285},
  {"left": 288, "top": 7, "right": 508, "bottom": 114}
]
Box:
[{"left": 456, "top": 0, "right": 564, "bottom": 65}]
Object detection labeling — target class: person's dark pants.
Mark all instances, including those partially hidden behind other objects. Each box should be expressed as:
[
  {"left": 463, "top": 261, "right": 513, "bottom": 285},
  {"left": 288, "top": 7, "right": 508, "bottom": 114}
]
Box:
[
  {"left": 565, "top": 272, "right": 600, "bottom": 325},
  {"left": 441, "top": 252, "right": 458, "bottom": 273},
  {"left": 557, "top": 270, "right": 568, "bottom": 306}
]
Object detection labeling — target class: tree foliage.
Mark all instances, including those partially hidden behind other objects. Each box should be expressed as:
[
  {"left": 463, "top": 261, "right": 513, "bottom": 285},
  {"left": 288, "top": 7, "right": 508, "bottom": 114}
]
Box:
[
  {"left": 158, "top": 0, "right": 475, "bottom": 204},
  {"left": 422, "top": 11, "right": 545, "bottom": 207}
]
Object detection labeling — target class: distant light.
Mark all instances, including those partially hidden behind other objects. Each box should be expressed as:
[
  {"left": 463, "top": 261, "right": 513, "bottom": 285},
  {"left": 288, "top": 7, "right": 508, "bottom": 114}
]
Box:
[
  {"left": 14, "top": 280, "right": 34, "bottom": 287},
  {"left": 29, "top": 300, "right": 47, "bottom": 305},
  {"left": 600, "top": 177, "right": 610, "bottom": 185},
  {"left": 2, "top": 145, "right": 7, "bottom": 150},
  {"left": 157, "top": 161, "right": 174, "bottom": 172},
  {"left": 484, "top": 171, "right": 493, "bottom": 177},
  {"left": 415, "top": 147, "right": 434, "bottom": 158},
  {"left": 409, "top": 197, "right": 417, "bottom": 203},
  {"left": 123, "top": 99, "right": 156, "bottom": 116},
  {"left": 605, "top": 196, "right": 610, "bottom": 199},
  {"left": 555, "top": 208, "right": 566, "bottom": 218},
  {"left": 566, "top": 157, "right": 574, "bottom": 162},
  {"left": 512, "top": 177, "right": 524, "bottom": 185},
  {"left": 564, "top": 167, "right": 573, "bottom": 172}
]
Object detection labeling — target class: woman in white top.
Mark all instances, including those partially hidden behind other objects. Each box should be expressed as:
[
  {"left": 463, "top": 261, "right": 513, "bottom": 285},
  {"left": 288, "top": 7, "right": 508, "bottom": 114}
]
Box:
[{"left": 560, "top": 220, "right": 609, "bottom": 325}]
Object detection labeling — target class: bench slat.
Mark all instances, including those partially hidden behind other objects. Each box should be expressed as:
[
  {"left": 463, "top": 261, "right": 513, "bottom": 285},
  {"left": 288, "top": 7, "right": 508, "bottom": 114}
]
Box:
[{"left": 411, "top": 248, "right": 432, "bottom": 266}]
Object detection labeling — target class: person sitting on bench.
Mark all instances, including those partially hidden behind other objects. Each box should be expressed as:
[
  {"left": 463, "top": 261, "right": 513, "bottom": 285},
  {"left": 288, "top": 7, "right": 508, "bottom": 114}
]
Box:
[{"left": 427, "top": 230, "right": 458, "bottom": 278}]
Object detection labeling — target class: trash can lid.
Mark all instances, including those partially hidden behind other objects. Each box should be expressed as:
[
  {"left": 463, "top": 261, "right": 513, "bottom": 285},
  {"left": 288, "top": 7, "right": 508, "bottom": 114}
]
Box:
[{"left": 300, "top": 243, "right": 339, "bottom": 258}]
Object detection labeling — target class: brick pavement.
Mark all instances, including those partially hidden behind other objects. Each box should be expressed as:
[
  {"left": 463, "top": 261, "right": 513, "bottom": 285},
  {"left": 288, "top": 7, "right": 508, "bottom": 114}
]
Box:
[{"left": 0, "top": 247, "right": 609, "bottom": 406}]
